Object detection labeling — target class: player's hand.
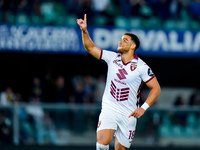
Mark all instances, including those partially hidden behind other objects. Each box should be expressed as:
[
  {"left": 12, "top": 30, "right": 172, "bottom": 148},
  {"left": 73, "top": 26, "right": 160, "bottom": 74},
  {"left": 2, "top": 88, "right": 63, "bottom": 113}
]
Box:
[
  {"left": 128, "top": 107, "right": 145, "bottom": 119},
  {"left": 77, "top": 14, "right": 87, "bottom": 32}
]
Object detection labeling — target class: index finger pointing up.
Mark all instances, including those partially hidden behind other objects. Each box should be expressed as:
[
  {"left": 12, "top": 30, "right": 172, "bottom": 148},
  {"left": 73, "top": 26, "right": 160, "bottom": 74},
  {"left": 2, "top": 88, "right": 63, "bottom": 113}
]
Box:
[{"left": 84, "top": 14, "right": 87, "bottom": 22}]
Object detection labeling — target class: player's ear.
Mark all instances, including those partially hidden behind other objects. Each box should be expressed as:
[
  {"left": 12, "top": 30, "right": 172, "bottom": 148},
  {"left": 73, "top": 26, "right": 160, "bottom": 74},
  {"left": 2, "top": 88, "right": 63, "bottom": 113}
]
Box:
[{"left": 131, "top": 43, "right": 136, "bottom": 50}]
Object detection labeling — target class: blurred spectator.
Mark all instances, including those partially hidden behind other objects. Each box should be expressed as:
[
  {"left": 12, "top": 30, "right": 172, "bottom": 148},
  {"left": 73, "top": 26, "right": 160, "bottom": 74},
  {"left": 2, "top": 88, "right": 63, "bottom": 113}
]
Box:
[
  {"left": 64, "top": 0, "right": 81, "bottom": 17},
  {"left": 26, "top": 96, "right": 44, "bottom": 144},
  {"left": 92, "top": 0, "right": 115, "bottom": 25},
  {"left": 179, "top": 0, "right": 190, "bottom": 19},
  {"left": 17, "top": 0, "right": 30, "bottom": 14},
  {"left": 117, "top": 0, "right": 132, "bottom": 17},
  {"left": 174, "top": 95, "right": 185, "bottom": 107},
  {"left": 0, "top": 0, "right": 5, "bottom": 23},
  {"left": 94, "top": 75, "right": 106, "bottom": 104},
  {"left": 169, "top": 0, "right": 181, "bottom": 19},
  {"left": 53, "top": 75, "right": 69, "bottom": 129},
  {"left": 0, "top": 0, "right": 198, "bottom": 29},
  {"left": 0, "top": 0, "right": 5, "bottom": 10},
  {"left": 190, "top": 0, "right": 200, "bottom": 21},
  {"left": 188, "top": 92, "right": 200, "bottom": 106},
  {"left": 129, "top": 0, "right": 145, "bottom": 17},
  {"left": 139, "top": 1, "right": 153, "bottom": 18},
  {"left": 14, "top": 93, "right": 34, "bottom": 144},
  {"left": 83, "top": 75, "right": 96, "bottom": 103},
  {"left": 43, "top": 70, "right": 55, "bottom": 103},
  {"left": 40, "top": 0, "right": 57, "bottom": 25},
  {"left": 33, "top": 0, "right": 42, "bottom": 16},
  {"left": 26, "top": 97, "right": 57, "bottom": 144},
  {"left": 54, "top": 75, "right": 68, "bottom": 103},
  {"left": 70, "top": 75, "right": 86, "bottom": 103},
  {"left": 14, "top": 93, "right": 22, "bottom": 103},
  {"left": 4, "top": 0, "right": 16, "bottom": 13},
  {"left": 70, "top": 75, "right": 88, "bottom": 133},
  {"left": 78, "top": 0, "right": 93, "bottom": 19},
  {"left": 0, "top": 111, "right": 12, "bottom": 144},
  {"left": 29, "top": 77, "right": 43, "bottom": 101},
  {"left": 26, "top": 97, "right": 44, "bottom": 120},
  {"left": 154, "top": 0, "right": 170, "bottom": 21},
  {"left": 173, "top": 95, "right": 186, "bottom": 126},
  {"left": 92, "top": 0, "right": 110, "bottom": 14},
  {"left": 0, "top": 86, "right": 15, "bottom": 106},
  {"left": 42, "top": 112, "right": 57, "bottom": 145}
]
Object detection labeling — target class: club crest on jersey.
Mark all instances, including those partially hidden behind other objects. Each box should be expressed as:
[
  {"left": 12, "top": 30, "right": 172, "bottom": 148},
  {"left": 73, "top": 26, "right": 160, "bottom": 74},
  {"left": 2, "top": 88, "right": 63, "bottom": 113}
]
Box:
[{"left": 130, "top": 64, "right": 137, "bottom": 71}]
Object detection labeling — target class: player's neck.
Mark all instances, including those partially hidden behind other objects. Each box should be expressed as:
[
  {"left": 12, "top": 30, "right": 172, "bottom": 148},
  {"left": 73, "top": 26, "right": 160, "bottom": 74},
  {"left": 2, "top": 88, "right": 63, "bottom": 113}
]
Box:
[{"left": 121, "top": 52, "right": 135, "bottom": 64}]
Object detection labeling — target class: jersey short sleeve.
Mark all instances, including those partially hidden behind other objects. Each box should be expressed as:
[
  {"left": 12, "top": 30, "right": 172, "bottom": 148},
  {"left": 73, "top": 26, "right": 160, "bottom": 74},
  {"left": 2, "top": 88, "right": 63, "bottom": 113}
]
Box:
[
  {"left": 101, "top": 50, "right": 117, "bottom": 63},
  {"left": 139, "top": 62, "right": 155, "bottom": 83}
]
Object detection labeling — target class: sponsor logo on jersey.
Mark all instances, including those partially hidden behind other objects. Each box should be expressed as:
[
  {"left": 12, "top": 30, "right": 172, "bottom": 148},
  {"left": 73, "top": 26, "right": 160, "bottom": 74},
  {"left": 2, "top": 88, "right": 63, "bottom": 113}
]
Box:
[
  {"left": 110, "top": 81, "right": 129, "bottom": 101},
  {"left": 114, "top": 79, "right": 126, "bottom": 85},
  {"left": 116, "top": 68, "right": 128, "bottom": 80},
  {"left": 113, "top": 60, "right": 123, "bottom": 68}
]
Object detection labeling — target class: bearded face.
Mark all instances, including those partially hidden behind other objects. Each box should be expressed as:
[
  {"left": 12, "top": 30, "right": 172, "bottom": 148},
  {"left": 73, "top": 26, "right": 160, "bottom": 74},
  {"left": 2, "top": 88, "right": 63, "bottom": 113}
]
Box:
[{"left": 117, "top": 35, "right": 136, "bottom": 54}]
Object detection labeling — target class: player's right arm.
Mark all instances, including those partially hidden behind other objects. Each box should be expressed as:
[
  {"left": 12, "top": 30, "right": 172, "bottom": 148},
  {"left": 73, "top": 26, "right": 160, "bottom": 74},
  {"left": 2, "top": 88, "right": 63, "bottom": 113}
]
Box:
[{"left": 77, "top": 14, "right": 101, "bottom": 60}]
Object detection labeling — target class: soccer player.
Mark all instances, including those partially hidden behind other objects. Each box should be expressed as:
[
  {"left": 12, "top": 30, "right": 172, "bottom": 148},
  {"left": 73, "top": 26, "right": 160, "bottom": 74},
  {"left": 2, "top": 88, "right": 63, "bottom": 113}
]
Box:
[{"left": 77, "top": 14, "right": 161, "bottom": 150}]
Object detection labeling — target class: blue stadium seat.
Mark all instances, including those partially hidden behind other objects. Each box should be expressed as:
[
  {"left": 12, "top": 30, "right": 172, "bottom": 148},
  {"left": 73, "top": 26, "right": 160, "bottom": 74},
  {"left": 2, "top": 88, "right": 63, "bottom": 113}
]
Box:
[
  {"left": 114, "top": 16, "right": 129, "bottom": 29},
  {"left": 129, "top": 17, "right": 142, "bottom": 29},
  {"left": 94, "top": 15, "right": 108, "bottom": 27},
  {"left": 158, "top": 114, "right": 172, "bottom": 137},
  {"left": 142, "top": 17, "right": 161, "bottom": 29},
  {"left": 190, "top": 21, "right": 200, "bottom": 30},
  {"left": 31, "top": 15, "right": 43, "bottom": 25},
  {"left": 175, "top": 20, "right": 189, "bottom": 30},
  {"left": 163, "top": 19, "right": 176, "bottom": 30},
  {"left": 184, "top": 125, "right": 195, "bottom": 137},
  {"left": 16, "top": 13, "right": 30, "bottom": 25},
  {"left": 159, "top": 124, "right": 171, "bottom": 137},
  {"left": 171, "top": 125, "right": 183, "bottom": 137},
  {"left": 65, "top": 14, "right": 78, "bottom": 27},
  {"left": 187, "top": 113, "right": 196, "bottom": 126},
  {"left": 5, "top": 11, "right": 16, "bottom": 25}
]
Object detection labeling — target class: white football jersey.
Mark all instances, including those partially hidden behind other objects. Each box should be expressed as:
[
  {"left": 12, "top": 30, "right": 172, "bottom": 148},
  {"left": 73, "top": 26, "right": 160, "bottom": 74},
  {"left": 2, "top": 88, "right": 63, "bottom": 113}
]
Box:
[{"left": 100, "top": 50, "right": 155, "bottom": 116}]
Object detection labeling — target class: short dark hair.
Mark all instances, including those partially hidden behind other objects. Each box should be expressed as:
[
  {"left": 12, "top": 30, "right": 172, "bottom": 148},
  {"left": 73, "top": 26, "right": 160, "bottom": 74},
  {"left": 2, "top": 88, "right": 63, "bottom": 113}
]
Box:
[{"left": 124, "top": 32, "right": 140, "bottom": 51}]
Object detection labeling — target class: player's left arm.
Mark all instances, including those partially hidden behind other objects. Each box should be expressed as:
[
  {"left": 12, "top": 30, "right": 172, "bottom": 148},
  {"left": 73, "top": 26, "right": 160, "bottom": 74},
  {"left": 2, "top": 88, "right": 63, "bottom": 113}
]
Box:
[{"left": 129, "top": 77, "right": 161, "bottom": 118}]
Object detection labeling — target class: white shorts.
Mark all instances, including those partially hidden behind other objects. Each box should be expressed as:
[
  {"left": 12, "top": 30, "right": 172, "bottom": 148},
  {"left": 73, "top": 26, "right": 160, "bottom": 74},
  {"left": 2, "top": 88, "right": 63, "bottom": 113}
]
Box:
[{"left": 96, "top": 109, "right": 137, "bottom": 148}]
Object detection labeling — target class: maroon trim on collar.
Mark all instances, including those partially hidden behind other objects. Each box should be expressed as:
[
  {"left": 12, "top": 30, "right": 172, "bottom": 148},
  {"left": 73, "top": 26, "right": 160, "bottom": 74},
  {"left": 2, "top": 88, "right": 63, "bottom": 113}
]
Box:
[
  {"left": 122, "top": 60, "right": 129, "bottom": 65},
  {"left": 99, "top": 49, "right": 103, "bottom": 60},
  {"left": 134, "top": 53, "right": 138, "bottom": 60},
  {"left": 145, "top": 76, "right": 155, "bottom": 83},
  {"left": 121, "top": 53, "right": 138, "bottom": 65}
]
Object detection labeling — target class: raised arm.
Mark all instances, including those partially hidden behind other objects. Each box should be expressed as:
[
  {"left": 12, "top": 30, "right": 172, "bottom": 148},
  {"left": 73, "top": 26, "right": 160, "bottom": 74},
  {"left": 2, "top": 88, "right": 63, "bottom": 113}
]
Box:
[{"left": 77, "top": 14, "right": 101, "bottom": 60}]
